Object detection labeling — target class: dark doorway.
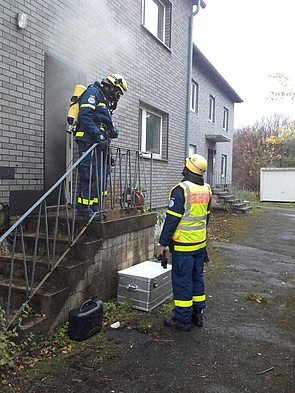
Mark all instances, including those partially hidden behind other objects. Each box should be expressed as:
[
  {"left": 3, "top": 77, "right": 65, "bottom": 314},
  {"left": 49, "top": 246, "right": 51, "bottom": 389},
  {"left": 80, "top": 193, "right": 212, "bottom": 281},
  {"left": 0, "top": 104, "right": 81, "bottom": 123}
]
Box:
[
  {"left": 44, "top": 54, "right": 86, "bottom": 205},
  {"left": 207, "top": 148, "right": 215, "bottom": 185}
]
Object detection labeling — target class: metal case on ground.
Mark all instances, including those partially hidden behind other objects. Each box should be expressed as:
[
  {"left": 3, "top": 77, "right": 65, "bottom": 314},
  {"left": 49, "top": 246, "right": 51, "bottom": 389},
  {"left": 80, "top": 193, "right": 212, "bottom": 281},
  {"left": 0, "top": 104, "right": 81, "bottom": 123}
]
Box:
[{"left": 117, "top": 261, "right": 172, "bottom": 312}]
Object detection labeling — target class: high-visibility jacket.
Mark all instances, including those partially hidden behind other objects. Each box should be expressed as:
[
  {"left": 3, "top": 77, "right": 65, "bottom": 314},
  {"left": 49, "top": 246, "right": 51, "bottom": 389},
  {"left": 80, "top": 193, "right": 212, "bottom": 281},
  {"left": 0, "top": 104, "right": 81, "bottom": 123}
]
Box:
[{"left": 169, "top": 181, "right": 211, "bottom": 252}]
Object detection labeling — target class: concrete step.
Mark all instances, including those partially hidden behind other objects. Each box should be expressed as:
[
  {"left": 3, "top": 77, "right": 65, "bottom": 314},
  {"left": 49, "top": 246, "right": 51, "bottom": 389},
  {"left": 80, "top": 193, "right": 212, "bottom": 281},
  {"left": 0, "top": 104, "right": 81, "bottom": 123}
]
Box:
[
  {"left": 0, "top": 276, "right": 70, "bottom": 316},
  {"left": 235, "top": 205, "right": 252, "bottom": 213}
]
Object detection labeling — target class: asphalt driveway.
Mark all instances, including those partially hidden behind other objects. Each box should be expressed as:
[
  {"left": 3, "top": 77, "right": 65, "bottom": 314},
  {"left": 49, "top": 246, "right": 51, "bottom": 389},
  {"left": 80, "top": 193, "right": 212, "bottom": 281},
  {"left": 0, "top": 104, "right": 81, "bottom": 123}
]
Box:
[{"left": 104, "top": 207, "right": 295, "bottom": 393}]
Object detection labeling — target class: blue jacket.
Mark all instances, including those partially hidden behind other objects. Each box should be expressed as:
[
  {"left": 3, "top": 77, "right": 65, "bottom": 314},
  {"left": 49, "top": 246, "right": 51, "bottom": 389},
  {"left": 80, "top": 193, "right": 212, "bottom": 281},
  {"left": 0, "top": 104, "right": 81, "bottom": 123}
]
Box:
[{"left": 75, "top": 81, "right": 119, "bottom": 145}]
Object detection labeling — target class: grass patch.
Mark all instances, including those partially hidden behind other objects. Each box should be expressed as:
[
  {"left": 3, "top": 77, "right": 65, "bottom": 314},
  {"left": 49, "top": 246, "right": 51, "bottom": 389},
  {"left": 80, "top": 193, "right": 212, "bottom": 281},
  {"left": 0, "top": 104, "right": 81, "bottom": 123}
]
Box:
[{"left": 244, "top": 292, "right": 271, "bottom": 304}]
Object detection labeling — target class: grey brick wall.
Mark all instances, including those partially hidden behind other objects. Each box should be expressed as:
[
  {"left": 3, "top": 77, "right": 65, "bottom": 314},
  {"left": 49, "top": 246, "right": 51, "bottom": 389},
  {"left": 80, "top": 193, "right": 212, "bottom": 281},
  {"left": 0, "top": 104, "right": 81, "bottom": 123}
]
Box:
[
  {"left": 190, "top": 65, "right": 236, "bottom": 183},
  {"left": 1, "top": 0, "right": 195, "bottom": 211}
]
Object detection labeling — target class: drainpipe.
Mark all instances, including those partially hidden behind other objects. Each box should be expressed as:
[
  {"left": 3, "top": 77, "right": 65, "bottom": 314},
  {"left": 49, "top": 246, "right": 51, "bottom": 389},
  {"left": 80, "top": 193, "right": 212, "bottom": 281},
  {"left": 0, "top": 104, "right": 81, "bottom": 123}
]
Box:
[{"left": 185, "top": 0, "right": 206, "bottom": 157}]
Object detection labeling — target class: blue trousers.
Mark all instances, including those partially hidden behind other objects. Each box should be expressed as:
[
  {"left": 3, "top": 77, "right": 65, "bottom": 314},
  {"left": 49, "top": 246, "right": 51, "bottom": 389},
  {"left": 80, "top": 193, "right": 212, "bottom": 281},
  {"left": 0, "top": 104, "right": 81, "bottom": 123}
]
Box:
[
  {"left": 172, "top": 248, "right": 206, "bottom": 324},
  {"left": 77, "top": 142, "right": 109, "bottom": 213}
]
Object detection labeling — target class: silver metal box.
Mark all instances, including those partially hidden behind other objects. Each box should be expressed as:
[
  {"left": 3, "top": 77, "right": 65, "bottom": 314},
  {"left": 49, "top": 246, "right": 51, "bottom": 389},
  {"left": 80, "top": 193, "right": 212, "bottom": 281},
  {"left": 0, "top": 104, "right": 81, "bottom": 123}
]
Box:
[{"left": 117, "top": 261, "right": 172, "bottom": 312}]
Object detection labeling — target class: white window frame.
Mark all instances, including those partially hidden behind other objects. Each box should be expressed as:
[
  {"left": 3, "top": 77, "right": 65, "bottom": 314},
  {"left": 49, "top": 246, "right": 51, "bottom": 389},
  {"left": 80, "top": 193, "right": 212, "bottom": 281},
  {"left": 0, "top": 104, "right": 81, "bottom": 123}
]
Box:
[
  {"left": 190, "top": 81, "right": 198, "bottom": 112},
  {"left": 140, "top": 107, "right": 163, "bottom": 159},
  {"left": 142, "top": 0, "right": 165, "bottom": 42},
  {"left": 221, "top": 154, "right": 227, "bottom": 178},
  {"left": 223, "top": 107, "right": 229, "bottom": 131},
  {"left": 189, "top": 144, "right": 196, "bottom": 156},
  {"left": 209, "top": 95, "right": 215, "bottom": 123}
]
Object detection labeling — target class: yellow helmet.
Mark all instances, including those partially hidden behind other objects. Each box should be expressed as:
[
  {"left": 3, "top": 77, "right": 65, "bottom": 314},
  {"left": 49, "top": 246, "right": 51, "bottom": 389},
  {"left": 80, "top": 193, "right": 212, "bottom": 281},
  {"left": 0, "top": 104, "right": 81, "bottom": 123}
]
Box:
[
  {"left": 185, "top": 154, "right": 207, "bottom": 175},
  {"left": 102, "top": 73, "right": 128, "bottom": 96}
]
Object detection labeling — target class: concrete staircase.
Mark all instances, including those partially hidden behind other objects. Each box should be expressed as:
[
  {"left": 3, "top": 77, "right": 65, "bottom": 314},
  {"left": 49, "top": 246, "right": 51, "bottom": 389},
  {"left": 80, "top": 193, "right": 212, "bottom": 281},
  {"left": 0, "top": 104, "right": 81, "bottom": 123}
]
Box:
[
  {"left": 0, "top": 214, "right": 102, "bottom": 338},
  {"left": 211, "top": 187, "right": 252, "bottom": 213},
  {"left": 0, "top": 209, "right": 157, "bottom": 339}
]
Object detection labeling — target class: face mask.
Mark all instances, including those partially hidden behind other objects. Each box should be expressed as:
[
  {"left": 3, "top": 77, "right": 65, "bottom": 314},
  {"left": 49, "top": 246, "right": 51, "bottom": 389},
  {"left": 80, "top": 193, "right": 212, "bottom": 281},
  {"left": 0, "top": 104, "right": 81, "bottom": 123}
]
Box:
[{"left": 109, "top": 88, "right": 121, "bottom": 102}]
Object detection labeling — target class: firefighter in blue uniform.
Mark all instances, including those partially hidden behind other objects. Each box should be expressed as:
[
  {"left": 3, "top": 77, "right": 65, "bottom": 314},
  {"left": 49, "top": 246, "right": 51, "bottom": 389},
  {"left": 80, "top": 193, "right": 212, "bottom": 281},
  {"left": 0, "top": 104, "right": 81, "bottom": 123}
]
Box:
[
  {"left": 75, "top": 74, "right": 127, "bottom": 218},
  {"left": 159, "top": 154, "right": 211, "bottom": 331}
]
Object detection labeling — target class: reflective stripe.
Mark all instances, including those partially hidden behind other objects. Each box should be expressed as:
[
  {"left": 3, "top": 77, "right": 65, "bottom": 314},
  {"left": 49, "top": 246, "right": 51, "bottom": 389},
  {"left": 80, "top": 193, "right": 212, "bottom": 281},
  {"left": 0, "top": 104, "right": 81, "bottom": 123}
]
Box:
[
  {"left": 181, "top": 215, "right": 207, "bottom": 221},
  {"left": 97, "top": 103, "right": 106, "bottom": 107},
  {"left": 76, "top": 131, "right": 84, "bottom": 137},
  {"left": 178, "top": 223, "right": 206, "bottom": 231},
  {"left": 80, "top": 103, "right": 96, "bottom": 110},
  {"left": 193, "top": 295, "right": 206, "bottom": 303},
  {"left": 174, "top": 299, "right": 193, "bottom": 307},
  {"left": 174, "top": 242, "right": 206, "bottom": 252},
  {"left": 167, "top": 209, "right": 182, "bottom": 218},
  {"left": 77, "top": 197, "right": 93, "bottom": 205}
]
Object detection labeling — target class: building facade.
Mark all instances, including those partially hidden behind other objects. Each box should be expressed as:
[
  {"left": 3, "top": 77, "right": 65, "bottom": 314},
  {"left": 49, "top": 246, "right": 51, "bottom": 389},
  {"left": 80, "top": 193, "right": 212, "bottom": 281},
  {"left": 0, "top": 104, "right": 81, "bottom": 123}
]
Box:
[
  {"left": 0, "top": 1, "right": 241, "bottom": 219},
  {"left": 189, "top": 46, "right": 242, "bottom": 186}
]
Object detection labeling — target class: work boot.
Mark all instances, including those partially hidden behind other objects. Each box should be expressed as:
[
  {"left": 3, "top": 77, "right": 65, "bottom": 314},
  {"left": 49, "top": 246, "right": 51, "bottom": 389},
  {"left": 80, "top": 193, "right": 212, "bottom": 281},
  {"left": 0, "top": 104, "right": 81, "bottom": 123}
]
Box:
[
  {"left": 192, "top": 308, "right": 204, "bottom": 327},
  {"left": 164, "top": 316, "right": 191, "bottom": 332}
]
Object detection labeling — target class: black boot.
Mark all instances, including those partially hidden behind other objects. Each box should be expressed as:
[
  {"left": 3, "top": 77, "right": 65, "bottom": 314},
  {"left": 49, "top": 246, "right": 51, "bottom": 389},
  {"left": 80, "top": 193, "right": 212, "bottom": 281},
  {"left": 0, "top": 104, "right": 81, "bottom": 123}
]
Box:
[
  {"left": 192, "top": 308, "right": 204, "bottom": 327},
  {"left": 164, "top": 316, "right": 191, "bottom": 332}
]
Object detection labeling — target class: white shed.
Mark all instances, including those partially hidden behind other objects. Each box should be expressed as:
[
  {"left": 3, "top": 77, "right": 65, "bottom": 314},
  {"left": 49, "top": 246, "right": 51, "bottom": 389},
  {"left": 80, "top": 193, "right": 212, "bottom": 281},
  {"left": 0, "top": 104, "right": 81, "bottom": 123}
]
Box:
[{"left": 260, "top": 168, "right": 295, "bottom": 202}]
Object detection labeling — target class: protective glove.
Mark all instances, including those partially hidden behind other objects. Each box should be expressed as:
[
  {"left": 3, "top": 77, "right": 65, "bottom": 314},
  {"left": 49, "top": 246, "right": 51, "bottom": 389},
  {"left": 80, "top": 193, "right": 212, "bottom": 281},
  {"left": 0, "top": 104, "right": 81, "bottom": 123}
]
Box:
[
  {"left": 108, "top": 123, "right": 119, "bottom": 139},
  {"left": 97, "top": 134, "right": 108, "bottom": 151},
  {"left": 157, "top": 250, "right": 168, "bottom": 269}
]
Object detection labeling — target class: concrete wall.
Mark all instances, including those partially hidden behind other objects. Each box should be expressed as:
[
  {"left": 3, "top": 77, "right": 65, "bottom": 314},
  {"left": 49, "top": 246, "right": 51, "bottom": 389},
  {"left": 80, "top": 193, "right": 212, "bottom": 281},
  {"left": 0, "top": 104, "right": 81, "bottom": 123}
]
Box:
[{"left": 53, "top": 211, "right": 157, "bottom": 327}]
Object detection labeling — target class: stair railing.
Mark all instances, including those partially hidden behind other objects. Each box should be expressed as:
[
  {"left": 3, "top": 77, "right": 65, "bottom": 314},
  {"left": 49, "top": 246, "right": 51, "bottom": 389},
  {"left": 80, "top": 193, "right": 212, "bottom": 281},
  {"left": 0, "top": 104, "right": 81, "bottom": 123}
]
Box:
[{"left": 0, "top": 144, "right": 153, "bottom": 328}]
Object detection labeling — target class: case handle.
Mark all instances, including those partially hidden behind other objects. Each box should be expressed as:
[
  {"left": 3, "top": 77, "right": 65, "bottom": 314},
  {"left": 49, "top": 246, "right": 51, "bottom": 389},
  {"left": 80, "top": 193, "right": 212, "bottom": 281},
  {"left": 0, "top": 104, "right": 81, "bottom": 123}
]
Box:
[
  {"left": 127, "top": 284, "right": 138, "bottom": 292},
  {"left": 79, "top": 298, "right": 95, "bottom": 311}
]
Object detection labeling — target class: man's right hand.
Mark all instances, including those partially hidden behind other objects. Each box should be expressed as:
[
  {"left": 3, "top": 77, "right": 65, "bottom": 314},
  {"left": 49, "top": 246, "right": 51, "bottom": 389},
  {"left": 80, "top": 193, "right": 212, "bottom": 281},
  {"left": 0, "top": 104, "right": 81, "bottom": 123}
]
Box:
[{"left": 97, "top": 134, "right": 108, "bottom": 151}]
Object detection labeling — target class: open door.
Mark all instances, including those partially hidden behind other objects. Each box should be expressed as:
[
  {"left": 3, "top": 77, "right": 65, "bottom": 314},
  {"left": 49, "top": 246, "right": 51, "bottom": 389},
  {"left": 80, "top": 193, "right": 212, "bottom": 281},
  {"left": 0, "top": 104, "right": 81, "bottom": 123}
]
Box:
[
  {"left": 44, "top": 54, "right": 86, "bottom": 205},
  {"left": 207, "top": 148, "right": 215, "bottom": 186}
]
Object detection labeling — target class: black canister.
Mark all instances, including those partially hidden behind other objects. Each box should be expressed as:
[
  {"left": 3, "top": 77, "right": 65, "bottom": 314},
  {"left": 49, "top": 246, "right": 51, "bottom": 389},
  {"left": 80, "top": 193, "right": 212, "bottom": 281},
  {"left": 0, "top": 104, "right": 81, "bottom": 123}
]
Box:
[{"left": 68, "top": 298, "right": 103, "bottom": 341}]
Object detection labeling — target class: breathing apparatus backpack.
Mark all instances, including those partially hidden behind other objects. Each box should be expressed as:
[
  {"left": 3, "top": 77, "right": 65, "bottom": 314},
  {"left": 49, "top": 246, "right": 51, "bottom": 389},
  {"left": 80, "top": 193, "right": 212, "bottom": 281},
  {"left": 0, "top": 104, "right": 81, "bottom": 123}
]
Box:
[{"left": 67, "top": 84, "right": 86, "bottom": 128}]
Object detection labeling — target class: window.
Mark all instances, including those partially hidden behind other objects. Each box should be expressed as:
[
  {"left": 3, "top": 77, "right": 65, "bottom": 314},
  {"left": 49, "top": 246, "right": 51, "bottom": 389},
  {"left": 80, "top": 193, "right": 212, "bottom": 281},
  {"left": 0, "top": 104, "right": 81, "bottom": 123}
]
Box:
[
  {"left": 223, "top": 107, "right": 229, "bottom": 131},
  {"left": 190, "top": 81, "right": 198, "bottom": 112},
  {"left": 209, "top": 95, "right": 215, "bottom": 123},
  {"left": 142, "top": 0, "right": 171, "bottom": 47},
  {"left": 221, "top": 154, "right": 227, "bottom": 178},
  {"left": 139, "top": 105, "right": 168, "bottom": 159},
  {"left": 189, "top": 144, "right": 196, "bottom": 157}
]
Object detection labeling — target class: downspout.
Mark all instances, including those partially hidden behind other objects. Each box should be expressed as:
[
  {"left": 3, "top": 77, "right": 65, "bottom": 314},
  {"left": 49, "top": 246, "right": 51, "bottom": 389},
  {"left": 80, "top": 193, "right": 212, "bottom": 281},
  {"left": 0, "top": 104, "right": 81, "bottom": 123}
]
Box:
[{"left": 185, "top": 0, "right": 206, "bottom": 157}]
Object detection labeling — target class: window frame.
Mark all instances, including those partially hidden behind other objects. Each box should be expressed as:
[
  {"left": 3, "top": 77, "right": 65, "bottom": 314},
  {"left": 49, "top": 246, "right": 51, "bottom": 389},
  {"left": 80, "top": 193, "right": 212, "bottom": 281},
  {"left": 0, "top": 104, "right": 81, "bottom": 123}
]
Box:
[
  {"left": 142, "top": 0, "right": 171, "bottom": 47},
  {"left": 209, "top": 95, "right": 215, "bottom": 123},
  {"left": 223, "top": 107, "right": 229, "bottom": 131},
  {"left": 190, "top": 81, "right": 198, "bottom": 112},
  {"left": 221, "top": 154, "right": 227, "bottom": 178},
  {"left": 139, "top": 106, "right": 163, "bottom": 159}
]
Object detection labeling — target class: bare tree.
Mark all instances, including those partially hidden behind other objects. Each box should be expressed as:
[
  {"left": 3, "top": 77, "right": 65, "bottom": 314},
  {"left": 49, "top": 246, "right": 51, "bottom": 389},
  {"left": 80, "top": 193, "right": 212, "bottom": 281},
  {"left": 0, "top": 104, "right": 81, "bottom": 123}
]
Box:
[{"left": 233, "top": 115, "right": 295, "bottom": 191}]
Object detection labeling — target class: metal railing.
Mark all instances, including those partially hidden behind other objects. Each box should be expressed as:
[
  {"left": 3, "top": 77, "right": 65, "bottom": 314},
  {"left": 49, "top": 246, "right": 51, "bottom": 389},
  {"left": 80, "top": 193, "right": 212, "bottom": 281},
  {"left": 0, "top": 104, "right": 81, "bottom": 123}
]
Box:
[
  {"left": 0, "top": 144, "right": 153, "bottom": 328},
  {"left": 207, "top": 172, "right": 232, "bottom": 189}
]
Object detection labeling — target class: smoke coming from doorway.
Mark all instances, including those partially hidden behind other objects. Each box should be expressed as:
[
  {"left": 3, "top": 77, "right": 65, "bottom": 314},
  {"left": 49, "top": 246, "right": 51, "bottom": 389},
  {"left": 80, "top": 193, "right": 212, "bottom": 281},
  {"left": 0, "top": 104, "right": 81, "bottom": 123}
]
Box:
[{"left": 51, "top": 0, "right": 135, "bottom": 81}]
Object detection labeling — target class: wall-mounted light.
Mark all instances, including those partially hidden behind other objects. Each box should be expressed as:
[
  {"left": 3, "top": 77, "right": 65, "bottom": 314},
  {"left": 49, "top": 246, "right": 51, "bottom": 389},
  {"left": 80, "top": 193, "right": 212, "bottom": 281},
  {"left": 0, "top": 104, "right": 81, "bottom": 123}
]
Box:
[{"left": 17, "top": 13, "right": 28, "bottom": 29}]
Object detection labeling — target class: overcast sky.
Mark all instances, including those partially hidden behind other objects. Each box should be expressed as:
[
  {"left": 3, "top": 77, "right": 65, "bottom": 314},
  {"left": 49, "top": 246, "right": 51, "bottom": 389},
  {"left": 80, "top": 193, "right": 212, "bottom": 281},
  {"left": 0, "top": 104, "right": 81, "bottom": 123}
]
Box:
[{"left": 193, "top": 0, "right": 295, "bottom": 128}]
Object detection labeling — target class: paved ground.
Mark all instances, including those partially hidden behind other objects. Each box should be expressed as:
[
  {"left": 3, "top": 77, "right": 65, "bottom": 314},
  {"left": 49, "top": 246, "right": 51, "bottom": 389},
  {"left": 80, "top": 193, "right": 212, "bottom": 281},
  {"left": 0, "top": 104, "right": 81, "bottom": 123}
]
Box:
[
  {"left": 102, "top": 207, "right": 295, "bottom": 393},
  {"left": 4, "top": 207, "right": 295, "bottom": 392}
]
